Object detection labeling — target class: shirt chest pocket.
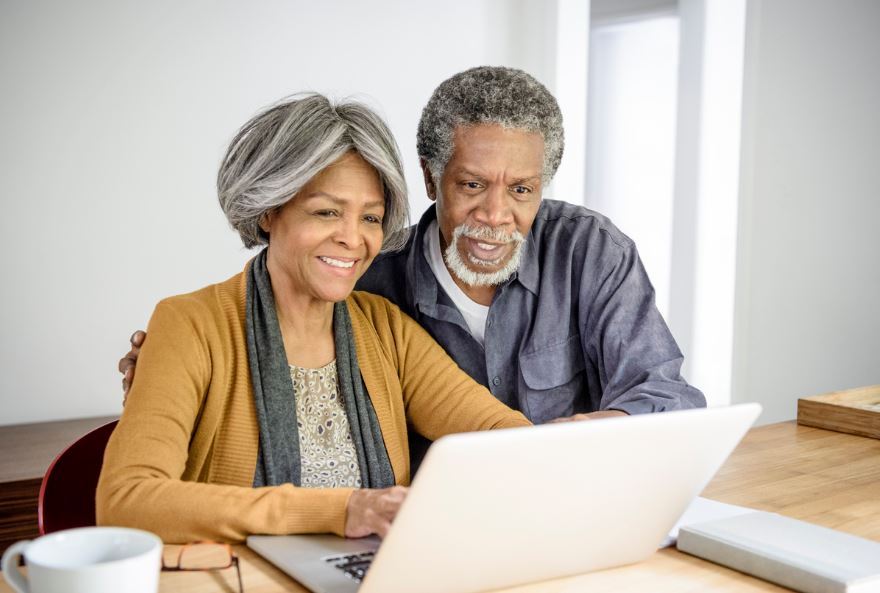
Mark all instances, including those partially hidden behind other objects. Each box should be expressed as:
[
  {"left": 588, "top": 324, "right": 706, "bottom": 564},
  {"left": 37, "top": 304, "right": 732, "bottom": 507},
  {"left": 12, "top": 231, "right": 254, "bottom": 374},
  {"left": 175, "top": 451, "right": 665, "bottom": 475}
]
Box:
[{"left": 519, "top": 335, "right": 587, "bottom": 421}]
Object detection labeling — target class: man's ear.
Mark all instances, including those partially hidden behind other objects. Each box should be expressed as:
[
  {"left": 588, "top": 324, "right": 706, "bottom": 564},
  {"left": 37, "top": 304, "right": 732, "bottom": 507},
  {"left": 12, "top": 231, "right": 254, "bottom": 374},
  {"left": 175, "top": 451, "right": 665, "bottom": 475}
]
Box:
[{"left": 420, "top": 159, "right": 438, "bottom": 202}]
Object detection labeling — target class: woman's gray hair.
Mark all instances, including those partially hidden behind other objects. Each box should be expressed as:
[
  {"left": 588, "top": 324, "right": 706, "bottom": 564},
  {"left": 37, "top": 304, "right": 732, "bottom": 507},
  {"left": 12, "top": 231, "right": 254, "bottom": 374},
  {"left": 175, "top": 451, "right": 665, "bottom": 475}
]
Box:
[
  {"left": 416, "top": 66, "right": 564, "bottom": 184},
  {"left": 218, "top": 93, "right": 409, "bottom": 251}
]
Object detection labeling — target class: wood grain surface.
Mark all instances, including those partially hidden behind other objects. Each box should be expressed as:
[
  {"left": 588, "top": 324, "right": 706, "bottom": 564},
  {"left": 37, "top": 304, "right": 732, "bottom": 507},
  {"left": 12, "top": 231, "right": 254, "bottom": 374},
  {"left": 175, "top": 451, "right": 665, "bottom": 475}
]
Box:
[
  {"left": 797, "top": 384, "right": 880, "bottom": 439},
  {"left": 2, "top": 421, "right": 878, "bottom": 593}
]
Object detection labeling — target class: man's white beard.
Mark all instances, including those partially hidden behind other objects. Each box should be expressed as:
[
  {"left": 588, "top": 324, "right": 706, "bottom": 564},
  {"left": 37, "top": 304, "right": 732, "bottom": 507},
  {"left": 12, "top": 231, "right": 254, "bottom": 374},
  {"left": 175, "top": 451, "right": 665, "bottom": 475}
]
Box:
[{"left": 443, "top": 224, "right": 525, "bottom": 288}]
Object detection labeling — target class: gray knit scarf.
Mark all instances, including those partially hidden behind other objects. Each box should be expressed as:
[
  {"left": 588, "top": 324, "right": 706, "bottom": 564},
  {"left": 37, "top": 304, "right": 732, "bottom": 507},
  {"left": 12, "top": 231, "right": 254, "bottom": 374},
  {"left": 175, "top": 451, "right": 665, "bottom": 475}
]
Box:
[{"left": 246, "top": 249, "right": 394, "bottom": 488}]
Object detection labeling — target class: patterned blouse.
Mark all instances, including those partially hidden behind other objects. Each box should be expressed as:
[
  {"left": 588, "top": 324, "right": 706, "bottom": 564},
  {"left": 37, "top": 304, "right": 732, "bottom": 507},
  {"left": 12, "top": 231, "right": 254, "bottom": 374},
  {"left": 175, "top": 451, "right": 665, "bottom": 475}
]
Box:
[{"left": 290, "top": 360, "right": 363, "bottom": 488}]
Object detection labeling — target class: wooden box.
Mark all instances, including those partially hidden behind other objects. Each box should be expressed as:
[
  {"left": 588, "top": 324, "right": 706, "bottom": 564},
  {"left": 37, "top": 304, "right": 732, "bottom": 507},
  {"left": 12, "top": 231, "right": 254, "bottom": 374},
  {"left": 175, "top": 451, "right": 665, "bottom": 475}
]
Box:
[{"left": 797, "top": 385, "right": 880, "bottom": 439}]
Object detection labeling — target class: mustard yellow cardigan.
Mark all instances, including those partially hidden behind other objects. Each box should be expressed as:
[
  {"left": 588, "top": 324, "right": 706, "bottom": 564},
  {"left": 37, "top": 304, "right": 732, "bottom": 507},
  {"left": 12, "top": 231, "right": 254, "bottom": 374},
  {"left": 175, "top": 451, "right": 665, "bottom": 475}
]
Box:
[{"left": 96, "top": 267, "right": 530, "bottom": 543}]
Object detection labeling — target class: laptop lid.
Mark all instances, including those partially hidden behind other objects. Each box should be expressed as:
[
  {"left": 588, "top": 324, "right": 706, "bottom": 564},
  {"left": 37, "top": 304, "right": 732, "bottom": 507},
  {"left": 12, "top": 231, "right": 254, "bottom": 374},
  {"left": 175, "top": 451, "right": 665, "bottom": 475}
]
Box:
[{"left": 250, "top": 403, "right": 761, "bottom": 593}]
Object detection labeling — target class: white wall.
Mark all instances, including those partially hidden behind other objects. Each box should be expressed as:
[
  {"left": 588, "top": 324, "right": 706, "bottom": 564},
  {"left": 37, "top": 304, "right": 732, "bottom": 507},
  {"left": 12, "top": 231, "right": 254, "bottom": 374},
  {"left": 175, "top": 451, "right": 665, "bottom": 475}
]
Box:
[
  {"left": 0, "top": 0, "right": 567, "bottom": 426},
  {"left": 677, "top": 0, "right": 747, "bottom": 408},
  {"left": 733, "top": 0, "right": 880, "bottom": 422},
  {"left": 586, "top": 0, "right": 748, "bottom": 410},
  {"left": 586, "top": 15, "right": 680, "bottom": 318}
]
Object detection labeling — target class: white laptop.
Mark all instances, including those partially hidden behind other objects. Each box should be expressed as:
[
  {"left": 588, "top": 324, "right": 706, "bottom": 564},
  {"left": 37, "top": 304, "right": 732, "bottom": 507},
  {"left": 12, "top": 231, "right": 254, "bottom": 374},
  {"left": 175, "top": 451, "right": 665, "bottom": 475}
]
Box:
[{"left": 247, "top": 403, "right": 761, "bottom": 593}]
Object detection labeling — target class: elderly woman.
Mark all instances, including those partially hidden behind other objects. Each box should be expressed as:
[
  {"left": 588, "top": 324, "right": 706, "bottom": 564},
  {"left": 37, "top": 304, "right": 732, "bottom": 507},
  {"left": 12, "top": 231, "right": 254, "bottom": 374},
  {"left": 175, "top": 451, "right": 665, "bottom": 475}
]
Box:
[{"left": 96, "top": 94, "right": 530, "bottom": 543}]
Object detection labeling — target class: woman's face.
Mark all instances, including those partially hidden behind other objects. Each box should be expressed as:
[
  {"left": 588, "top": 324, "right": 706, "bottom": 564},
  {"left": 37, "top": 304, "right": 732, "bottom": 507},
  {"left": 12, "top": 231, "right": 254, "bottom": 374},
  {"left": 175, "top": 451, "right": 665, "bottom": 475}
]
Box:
[{"left": 261, "top": 152, "right": 386, "bottom": 304}]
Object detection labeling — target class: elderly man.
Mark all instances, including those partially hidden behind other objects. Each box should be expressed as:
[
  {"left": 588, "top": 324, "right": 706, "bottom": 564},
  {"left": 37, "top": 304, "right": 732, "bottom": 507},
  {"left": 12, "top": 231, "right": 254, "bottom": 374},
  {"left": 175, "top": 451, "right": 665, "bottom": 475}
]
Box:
[
  {"left": 359, "top": 66, "right": 705, "bottom": 424},
  {"left": 121, "top": 66, "right": 704, "bottom": 430}
]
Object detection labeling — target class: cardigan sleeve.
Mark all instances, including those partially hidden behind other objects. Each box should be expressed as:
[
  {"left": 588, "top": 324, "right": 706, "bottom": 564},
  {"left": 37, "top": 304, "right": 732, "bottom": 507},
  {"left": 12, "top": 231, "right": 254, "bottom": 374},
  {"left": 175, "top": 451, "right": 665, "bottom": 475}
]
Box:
[
  {"left": 96, "top": 299, "right": 353, "bottom": 543},
  {"left": 381, "top": 301, "right": 532, "bottom": 439}
]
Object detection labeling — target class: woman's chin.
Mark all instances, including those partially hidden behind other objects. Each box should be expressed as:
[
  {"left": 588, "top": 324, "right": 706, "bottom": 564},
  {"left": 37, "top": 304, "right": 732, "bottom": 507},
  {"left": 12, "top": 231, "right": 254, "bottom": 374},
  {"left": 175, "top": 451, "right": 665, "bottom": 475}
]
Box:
[{"left": 313, "top": 282, "right": 358, "bottom": 304}]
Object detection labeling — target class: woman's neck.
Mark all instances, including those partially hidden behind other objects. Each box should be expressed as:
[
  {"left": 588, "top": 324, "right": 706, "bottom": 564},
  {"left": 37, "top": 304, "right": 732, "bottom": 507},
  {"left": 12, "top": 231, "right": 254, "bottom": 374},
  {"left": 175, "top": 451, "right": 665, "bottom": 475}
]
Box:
[{"left": 267, "top": 258, "right": 337, "bottom": 369}]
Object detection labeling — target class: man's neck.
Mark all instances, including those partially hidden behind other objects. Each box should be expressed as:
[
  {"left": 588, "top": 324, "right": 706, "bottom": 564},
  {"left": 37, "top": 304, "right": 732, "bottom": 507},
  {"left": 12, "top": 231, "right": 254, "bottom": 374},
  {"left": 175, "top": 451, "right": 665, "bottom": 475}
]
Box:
[{"left": 451, "top": 275, "right": 496, "bottom": 306}]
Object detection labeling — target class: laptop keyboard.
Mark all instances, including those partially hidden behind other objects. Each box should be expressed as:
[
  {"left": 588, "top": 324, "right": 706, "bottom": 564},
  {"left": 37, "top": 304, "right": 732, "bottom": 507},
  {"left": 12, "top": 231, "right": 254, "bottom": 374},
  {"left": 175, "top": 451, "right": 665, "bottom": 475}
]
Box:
[{"left": 324, "top": 550, "right": 376, "bottom": 583}]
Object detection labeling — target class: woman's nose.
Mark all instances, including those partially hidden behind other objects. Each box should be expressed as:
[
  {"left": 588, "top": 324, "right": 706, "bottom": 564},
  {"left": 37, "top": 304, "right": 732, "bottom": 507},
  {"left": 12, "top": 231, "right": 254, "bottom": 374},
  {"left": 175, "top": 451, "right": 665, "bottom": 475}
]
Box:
[{"left": 333, "top": 216, "right": 364, "bottom": 248}]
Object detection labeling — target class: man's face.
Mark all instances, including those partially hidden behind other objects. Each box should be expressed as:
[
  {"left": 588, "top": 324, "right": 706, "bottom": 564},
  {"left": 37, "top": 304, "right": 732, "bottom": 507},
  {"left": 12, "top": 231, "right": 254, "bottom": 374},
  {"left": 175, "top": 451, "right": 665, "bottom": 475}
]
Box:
[{"left": 429, "top": 124, "right": 544, "bottom": 289}]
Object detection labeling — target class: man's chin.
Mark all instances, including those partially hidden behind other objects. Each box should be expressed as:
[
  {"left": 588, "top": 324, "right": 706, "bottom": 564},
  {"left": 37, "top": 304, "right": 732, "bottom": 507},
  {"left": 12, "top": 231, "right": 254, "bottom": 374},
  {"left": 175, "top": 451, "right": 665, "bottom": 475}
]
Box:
[
  {"left": 463, "top": 257, "right": 510, "bottom": 276},
  {"left": 446, "top": 243, "right": 523, "bottom": 288}
]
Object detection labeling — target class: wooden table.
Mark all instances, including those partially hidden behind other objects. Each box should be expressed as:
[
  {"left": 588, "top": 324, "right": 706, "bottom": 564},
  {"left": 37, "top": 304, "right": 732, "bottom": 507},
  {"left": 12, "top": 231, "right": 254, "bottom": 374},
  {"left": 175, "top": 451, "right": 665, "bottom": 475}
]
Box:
[{"left": 2, "top": 421, "right": 879, "bottom": 592}]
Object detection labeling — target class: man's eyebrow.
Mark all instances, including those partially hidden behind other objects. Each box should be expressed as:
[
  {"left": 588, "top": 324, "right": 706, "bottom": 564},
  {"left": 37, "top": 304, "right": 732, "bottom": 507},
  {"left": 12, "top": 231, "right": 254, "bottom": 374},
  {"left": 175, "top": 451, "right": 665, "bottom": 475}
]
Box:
[
  {"left": 455, "top": 169, "right": 541, "bottom": 185},
  {"left": 301, "top": 192, "right": 385, "bottom": 209},
  {"left": 509, "top": 175, "right": 542, "bottom": 185},
  {"left": 455, "top": 168, "right": 489, "bottom": 182}
]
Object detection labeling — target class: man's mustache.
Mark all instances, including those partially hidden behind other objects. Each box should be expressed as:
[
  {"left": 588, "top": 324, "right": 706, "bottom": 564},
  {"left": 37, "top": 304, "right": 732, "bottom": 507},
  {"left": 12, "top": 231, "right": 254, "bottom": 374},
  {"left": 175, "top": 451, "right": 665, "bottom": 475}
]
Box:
[{"left": 455, "top": 225, "right": 524, "bottom": 244}]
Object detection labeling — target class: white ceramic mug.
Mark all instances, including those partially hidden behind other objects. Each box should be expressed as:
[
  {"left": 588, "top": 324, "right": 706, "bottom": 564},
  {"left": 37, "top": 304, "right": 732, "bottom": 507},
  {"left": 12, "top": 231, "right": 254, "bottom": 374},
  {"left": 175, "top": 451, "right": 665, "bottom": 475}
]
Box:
[{"left": 1, "top": 526, "right": 162, "bottom": 593}]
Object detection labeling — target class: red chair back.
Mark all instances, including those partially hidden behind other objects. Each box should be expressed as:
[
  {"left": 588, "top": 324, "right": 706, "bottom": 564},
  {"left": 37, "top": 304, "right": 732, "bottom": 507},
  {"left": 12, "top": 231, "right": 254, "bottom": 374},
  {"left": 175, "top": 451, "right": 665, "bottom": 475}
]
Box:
[{"left": 38, "top": 420, "right": 119, "bottom": 535}]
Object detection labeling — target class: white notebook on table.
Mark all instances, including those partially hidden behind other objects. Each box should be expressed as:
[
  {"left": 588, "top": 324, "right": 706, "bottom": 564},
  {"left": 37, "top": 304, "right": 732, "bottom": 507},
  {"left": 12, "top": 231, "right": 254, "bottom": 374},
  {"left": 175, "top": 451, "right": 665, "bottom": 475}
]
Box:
[{"left": 677, "top": 511, "right": 880, "bottom": 593}]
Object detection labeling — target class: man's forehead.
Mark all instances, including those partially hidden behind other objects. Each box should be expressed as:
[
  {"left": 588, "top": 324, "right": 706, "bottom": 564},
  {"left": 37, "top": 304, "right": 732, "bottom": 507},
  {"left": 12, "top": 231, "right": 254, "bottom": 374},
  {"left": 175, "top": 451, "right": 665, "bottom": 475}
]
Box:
[
  {"left": 446, "top": 164, "right": 542, "bottom": 184},
  {"left": 448, "top": 124, "right": 544, "bottom": 177},
  {"left": 451, "top": 122, "right": 543, "bottom": 143}
]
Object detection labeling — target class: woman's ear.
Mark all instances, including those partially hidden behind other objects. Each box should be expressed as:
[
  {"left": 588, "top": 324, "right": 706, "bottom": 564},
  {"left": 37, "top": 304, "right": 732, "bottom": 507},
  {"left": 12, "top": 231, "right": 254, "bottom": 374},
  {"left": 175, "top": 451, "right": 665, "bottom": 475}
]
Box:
[
  {"left": 259, "top": 210, "right": 274, "bottom": 234},
  {"left": 420, "top": 159, "right": 437, "bottom": 202}
]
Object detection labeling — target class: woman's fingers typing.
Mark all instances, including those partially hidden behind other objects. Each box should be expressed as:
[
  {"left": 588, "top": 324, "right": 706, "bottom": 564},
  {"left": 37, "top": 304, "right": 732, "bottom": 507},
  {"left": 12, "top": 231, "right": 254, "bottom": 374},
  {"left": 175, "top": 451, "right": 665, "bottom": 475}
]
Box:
[{"left": 344, "top": 486, "right": 408, "bottom": 539}]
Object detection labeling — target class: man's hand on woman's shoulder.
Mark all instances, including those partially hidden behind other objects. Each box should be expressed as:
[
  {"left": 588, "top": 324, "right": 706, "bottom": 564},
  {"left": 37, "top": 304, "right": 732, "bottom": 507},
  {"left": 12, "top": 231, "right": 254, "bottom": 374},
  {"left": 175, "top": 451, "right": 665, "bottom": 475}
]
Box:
[{"left": 118, "top": 330, "right": 146, "bottom": 404}]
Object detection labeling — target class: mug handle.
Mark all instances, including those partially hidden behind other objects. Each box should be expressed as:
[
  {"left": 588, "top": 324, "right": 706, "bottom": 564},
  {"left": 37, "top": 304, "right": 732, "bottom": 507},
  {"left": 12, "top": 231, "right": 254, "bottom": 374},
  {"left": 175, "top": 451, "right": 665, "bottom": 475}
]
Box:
[{"left": 1, "top": 540, "right": 31, "bottom": 593}]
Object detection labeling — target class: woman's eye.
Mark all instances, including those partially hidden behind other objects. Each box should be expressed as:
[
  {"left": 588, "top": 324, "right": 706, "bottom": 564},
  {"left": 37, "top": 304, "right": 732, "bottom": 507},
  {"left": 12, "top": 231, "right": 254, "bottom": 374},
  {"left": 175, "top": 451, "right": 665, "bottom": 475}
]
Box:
[
  {"left": 315, "top": 210, "right": 338, "bottom": 218},
  {"left": 363, "top": 215, "right": 383, "bottom": 225}
]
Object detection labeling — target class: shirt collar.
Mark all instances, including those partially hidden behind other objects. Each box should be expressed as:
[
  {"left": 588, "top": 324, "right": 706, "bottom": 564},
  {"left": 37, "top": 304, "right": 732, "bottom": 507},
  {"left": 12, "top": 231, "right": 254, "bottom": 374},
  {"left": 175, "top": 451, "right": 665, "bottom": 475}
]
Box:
[
  {"left": 406, "top": 206, "right": 441, "bottom": 313},
  {"left": 515, "top": 227, "right": 540, "bottom": 296}
]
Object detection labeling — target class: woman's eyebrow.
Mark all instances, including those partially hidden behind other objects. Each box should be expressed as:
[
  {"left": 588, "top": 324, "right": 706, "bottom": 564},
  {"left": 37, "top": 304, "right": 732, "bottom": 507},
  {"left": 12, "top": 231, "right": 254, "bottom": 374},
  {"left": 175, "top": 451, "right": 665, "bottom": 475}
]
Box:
[{"left": 301, "top": 192, "right": 385, "bottom": 209}]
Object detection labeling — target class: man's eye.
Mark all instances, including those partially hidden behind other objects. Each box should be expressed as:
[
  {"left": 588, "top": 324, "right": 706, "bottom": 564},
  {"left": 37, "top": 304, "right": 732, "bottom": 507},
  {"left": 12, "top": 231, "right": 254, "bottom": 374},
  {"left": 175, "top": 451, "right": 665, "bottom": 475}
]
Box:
[
  {"left": 512, "top": 186, "right": 532, "bottom": 194},
  {"left": 464, "top": 181, "right": 482, "bottom": 190}
]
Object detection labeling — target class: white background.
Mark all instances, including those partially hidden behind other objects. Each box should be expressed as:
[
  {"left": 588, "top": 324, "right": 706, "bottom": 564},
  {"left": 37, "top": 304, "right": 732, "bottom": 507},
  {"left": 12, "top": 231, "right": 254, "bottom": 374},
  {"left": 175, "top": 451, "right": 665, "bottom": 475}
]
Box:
[
  {"left": 1, "top": 0, "right": 878, "bottom": 426},
  {"left": 0, "top": 0, "right": 574, "bottom": 425},
  {"left": 732, "top": 0, "right": 880, "bottom": 421}
]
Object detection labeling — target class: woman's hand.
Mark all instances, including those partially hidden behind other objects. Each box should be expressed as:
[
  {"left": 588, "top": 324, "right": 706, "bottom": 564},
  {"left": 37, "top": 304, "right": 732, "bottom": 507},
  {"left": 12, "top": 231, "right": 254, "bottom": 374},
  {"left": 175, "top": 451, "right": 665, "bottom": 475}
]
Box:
[{"left": 344, "top": 486, "right": 408, "bottom": 538}]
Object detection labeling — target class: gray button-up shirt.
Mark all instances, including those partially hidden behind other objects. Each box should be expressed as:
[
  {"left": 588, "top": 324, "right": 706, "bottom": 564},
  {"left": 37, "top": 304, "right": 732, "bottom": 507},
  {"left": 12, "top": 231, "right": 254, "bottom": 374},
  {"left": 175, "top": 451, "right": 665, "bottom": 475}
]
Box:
[{"left": 356, "top": 200, "right": 705, "bottom": 424}]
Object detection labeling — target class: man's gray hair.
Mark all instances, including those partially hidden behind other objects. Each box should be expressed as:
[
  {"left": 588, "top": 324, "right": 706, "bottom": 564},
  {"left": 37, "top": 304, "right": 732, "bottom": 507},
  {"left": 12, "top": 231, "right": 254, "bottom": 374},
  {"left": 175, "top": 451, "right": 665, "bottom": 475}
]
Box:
[
  {"left": 218, "top": 93, "right": 409, "bottom": 250},
  {"left": 416, "top": 66, "right": 564, "bottom": 184}
]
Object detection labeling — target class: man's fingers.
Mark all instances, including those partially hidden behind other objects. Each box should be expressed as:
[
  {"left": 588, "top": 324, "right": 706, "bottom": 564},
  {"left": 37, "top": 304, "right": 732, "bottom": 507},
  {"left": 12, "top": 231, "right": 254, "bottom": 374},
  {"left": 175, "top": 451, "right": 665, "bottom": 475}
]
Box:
[
  {"left": 119, "top": 330, "right": 146, "bottom": 395},
  {"left": 130, "top": 331, "right": 146, "bottom": 347},
  {"left": 548, "top": 410, "right": 628, "bottom": 423},
  {"left": 547, "top": 416, "right": 576, "bottom": 424},
  {"left": 118, "top": 355, "right": 135, "bottom": 374}
]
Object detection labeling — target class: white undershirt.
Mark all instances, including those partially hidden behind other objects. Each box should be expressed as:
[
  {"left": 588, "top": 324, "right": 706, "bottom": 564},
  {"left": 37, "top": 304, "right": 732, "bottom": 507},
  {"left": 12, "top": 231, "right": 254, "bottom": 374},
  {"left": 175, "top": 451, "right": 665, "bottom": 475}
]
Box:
[{"left": 424, "top": 220, "right": 490, "bottom": 346}]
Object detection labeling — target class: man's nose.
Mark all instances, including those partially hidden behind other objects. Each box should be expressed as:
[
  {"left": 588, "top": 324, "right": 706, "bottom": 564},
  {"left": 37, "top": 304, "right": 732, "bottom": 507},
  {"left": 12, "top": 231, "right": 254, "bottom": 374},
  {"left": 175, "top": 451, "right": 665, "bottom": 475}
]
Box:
[{"left": 473, "top": 186, "right": 513, "bottom": 228}]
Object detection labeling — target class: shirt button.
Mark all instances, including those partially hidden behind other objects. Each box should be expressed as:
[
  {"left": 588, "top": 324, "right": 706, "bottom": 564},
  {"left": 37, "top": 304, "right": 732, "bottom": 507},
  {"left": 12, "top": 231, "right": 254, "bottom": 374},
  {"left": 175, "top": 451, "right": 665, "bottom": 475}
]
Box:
[{"left": 492, "top": 376, "right": 501, "bottom": 386}]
